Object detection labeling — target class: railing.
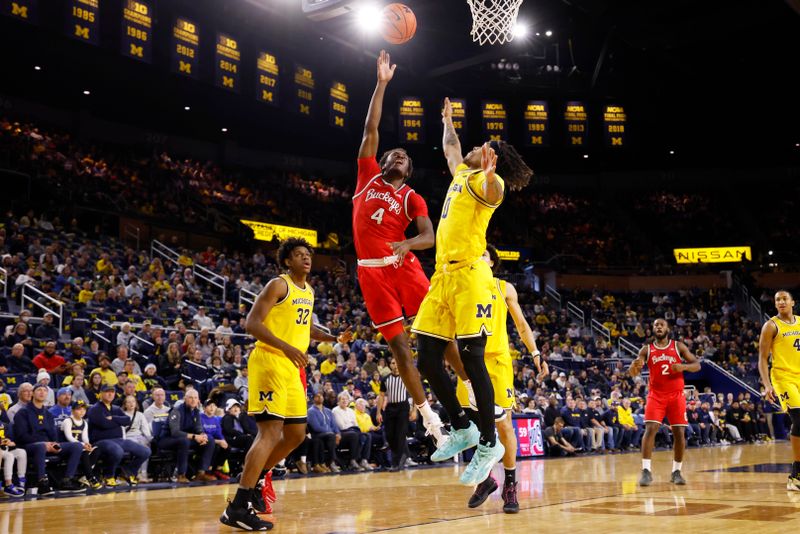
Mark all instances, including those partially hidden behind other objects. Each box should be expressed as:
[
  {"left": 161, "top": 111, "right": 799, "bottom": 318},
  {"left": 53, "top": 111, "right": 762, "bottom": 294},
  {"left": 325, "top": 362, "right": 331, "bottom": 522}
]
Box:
[
  {"left": 150, "top": 239, "right": 181, "bottom": 267},
  {"left": 124, "top": 224, "right": 141, "bottom": 251},
  {"left": 703, "top": 359, "right": 777, "bottom": 409},
  {"left": 749, "top": 296, "right": 763, "bottom": 321},
  {"left": 591, "top": 318, "right": 611, "bottom": 343},
  {"left": 617, "top": 336, "right": 639, "bottom": 359},
  {"left": 763, "top": 312, "right": 771, "bottom": 324},
  {"left": 194, "top": 263, "right": 227, "bottom": 303},
  {"left": 239, "top": 287, "right": 258, "bottom": 310},
  {"left": 544, "top": 285, "right": 562, "bottom": 310},
  {"left": 0, "top": 266, "right": 7, "bottom": 299},
  {"left": 21, "top": 283, "right": 64, "bottom": 335},
  {"left": 566, "top": 302, "right": 585, "bottom": 327}
]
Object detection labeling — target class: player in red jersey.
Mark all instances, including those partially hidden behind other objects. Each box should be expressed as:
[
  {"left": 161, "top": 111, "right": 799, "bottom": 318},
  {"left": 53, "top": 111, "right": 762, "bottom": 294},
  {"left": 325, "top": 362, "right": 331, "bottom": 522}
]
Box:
[
  {"left": 629, "top": 318, "right": 700, "bottom": 486},
  {"left": 354, "top": 50, "right": 460, "bottom": 445}
]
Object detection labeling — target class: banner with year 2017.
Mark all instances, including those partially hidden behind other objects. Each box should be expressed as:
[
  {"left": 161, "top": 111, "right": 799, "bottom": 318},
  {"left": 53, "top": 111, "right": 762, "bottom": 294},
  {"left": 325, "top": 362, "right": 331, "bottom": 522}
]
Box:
[
  {"left": 255, "top": 51, "right": 279, "bottom": 106},
  {"left": 481, "top": 100, "right": 508, "bottom": 141}
]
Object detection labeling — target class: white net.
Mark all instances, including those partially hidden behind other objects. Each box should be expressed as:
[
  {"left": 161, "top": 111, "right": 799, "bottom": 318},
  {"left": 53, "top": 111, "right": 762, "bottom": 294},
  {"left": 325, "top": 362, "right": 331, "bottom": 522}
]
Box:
[{"left": 466, "top": 0, "right": 524, "bottom": 45}]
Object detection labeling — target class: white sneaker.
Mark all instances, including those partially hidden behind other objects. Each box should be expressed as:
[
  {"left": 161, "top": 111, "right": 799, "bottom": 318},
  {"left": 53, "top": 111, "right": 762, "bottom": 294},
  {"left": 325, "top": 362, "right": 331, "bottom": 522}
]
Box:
[
  {"left": 424, "top": 412, "right": 449, "bottom": 448},
  {"left": 359, "top": 459, "right": 374, "bottom": 471},
  {"left": 405, "top": 457, "right": 418, "bottom": 467}
]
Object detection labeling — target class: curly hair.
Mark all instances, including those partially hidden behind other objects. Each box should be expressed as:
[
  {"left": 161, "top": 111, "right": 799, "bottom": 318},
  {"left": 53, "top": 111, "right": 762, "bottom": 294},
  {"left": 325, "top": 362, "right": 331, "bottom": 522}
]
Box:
[
  {"left": 492, "top": 140, "right": 533, "bottom": 191},
  {"left": 379, "top": 148, "right": 413, "bottom": 179},
  {"left": 486, "top": 243, "right": 501, "bottom": 274},
  {"left": 276, "top": 237, "right": 314, "bottom": 269}
]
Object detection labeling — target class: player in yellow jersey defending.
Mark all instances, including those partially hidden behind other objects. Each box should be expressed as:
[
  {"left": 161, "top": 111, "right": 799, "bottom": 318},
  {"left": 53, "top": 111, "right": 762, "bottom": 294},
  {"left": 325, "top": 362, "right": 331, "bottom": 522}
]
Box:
[
  {"left": 758, "top": 290, "right": 800, "bottom": 491},
  {"left": 221, "top": 238, "right": 351, "bottom": 531},
  {"left": 411, "top": 97, "right": 532, "bottom": 487},
  {"left": 452, "top": 244, "right": 546, "bottom": 512}
]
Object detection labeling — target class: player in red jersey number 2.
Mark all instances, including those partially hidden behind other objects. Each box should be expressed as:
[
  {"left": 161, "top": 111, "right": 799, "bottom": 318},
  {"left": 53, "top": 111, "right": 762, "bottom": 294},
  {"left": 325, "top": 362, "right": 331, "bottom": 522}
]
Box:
[
  {"left": 629, "top": 318, "right": 701, "bottom": 486},
  {"left": 354, "top": 50, "right": 458, "bottom": 445}
]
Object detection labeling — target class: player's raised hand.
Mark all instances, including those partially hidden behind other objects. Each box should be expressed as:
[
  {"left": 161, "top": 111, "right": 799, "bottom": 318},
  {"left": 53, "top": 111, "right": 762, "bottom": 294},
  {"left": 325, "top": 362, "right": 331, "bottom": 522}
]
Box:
[
  {"left": 283, "top": 344, "right": 308, "bottom": 368},
  {"left": 377, "top": 50, "right": 397, "bottom": 83},
  {"left": 337, "top": 326, "right": 354, "bottom": 344},
  {"left": 481, "top": 142, "right": 497, "bottom": 181},
  {"left": 442, "top": 97, "right": 453, "bottom": 120}
]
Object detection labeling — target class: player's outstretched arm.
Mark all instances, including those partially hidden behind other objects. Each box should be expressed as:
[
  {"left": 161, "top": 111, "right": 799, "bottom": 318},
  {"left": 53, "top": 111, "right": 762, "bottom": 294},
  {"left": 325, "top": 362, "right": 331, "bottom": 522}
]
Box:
[
  {"left": 358, "top": 50, "right": 396, "bottom": 159},
  {"left": 628, "top": 346, "right": 647, "bottom": 377},
  {"left": 441, "top": 97, "right": 463, "bottom": 176},
  {"left": 505, "top": 282, "right": 546, "bottom": 376},
  {"left": 245, "top": 277, "right": 305, "bottom": 367},
  {"left": 674, "top": 342, "right": 701, "bottom": 373},
  {"left": 758, "top": 320, "right": 778, "bottom": 403}
]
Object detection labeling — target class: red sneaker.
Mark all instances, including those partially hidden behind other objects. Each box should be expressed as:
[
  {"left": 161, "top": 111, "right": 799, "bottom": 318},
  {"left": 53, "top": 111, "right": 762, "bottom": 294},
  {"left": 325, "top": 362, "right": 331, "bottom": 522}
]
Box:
[
  {"left": 213, "top": 470, "right": 231, "bottom": 481},
  {"left": 256, "top": 498, "right": 273, "bottom": 516},
  {"left": 262, "top": 472, "right": 276, "bottom": 504}
]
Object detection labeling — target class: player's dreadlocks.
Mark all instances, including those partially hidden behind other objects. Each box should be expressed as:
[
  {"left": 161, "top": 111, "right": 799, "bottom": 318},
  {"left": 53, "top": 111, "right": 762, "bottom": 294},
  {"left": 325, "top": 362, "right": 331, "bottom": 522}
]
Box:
[
  {"left": 492, "top": 140, "right": 532, "bottom": 191},
  {"left": 486, "top": 243, "right": 501, "bottom": 274},
  {"left": 277, "top": 237, "right": 314, "bottom": 269}
]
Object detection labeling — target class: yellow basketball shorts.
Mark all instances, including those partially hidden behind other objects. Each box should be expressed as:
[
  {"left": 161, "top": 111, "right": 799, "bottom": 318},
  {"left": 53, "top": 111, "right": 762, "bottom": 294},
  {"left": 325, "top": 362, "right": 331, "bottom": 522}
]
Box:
[
  {"left": 248, "top": 346, "right": 307, "bottom": 422},
  {"left": 772, "top": 369, "right": 800, "bottom": 412},
  {"left": 411, "top": 259, "right": 495, "bottom": 340},
  {"left": 455, "top": 351, "right": 515, "bottom": 414}
]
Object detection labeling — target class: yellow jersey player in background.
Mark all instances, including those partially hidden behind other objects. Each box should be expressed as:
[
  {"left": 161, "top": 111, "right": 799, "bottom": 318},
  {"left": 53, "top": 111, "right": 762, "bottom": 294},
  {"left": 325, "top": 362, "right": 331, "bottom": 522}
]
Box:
[
  {"left": 452, "top": 244, "right": 547, "bottom": 513},
  {"left": 221, "top": 238, "right": 351, "bottom": 531},
  {"left": 758, "top": 290, "right": 800, "bottom": 491},
  {"left": 412, "top": 96, "right": 532, "bottom": 488}
]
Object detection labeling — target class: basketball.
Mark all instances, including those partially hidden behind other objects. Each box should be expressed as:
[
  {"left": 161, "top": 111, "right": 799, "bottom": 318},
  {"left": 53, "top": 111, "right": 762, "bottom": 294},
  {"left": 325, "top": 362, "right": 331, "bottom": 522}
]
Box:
[{"left": 381, "top": 3, "right": 417, "bottom": 45}]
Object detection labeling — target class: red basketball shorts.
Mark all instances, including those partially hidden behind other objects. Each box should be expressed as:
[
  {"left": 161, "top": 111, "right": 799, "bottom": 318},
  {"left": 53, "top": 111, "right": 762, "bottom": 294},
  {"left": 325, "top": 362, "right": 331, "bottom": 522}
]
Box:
[
  {"left": 357, "top": 255, "right": 429, "bottom": 340},
  {"left": 644, "top": 390, "right": 688, "bottom": 426}
]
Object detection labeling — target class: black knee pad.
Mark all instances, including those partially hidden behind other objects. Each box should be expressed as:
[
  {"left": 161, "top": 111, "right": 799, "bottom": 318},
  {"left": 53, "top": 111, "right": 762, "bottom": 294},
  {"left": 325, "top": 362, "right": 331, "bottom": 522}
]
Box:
[
  {"left": 457, "top": 336, "right": 487, "bottom": 366},
  {"left": 416, "top": 334, "right": 449, "bottom": 376},
  {"left": 789, "top": 409, "right": 800, "bottom": 437}
]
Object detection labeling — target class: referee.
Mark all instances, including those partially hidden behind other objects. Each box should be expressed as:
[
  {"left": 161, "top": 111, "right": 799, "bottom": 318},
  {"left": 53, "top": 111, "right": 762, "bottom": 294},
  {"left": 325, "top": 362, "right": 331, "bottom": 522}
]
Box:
[{"left": 377, "top": 359, "right": 412, "bottom": 471}]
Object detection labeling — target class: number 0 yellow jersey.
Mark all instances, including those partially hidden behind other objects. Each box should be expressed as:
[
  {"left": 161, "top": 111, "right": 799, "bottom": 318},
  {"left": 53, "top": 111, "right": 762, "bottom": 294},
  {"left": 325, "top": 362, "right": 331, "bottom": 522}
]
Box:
[
  {"left": 770, "top": 315, "right": 800, "bottom": 375},
  {"left": 486, "top": 278, "right": 509, "bottom": 356},
  {"left": 255, "top": 274, "right": 314, "bottom": 355},
  {"left": 435, "top": 163, "right": 505, "bottom": 267}
]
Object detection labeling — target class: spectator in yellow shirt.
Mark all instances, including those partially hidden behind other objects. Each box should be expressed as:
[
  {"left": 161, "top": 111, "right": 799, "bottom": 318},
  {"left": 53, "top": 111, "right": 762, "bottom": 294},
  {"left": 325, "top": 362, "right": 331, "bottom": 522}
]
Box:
[
  {"left": 320, "top": 354, "right": 337, "bottom": 377},
  {"left": 89, "top": 354, "right": 118, "bottom": 385},
  {"left": 95, "top": 253, "right": 113, "bottom": 274},
  {"left": 124, "top": 360, "right": 147, "bottom": 392},
  {"left": 78, "top": 281, "right": 94, "bottom": 304}
]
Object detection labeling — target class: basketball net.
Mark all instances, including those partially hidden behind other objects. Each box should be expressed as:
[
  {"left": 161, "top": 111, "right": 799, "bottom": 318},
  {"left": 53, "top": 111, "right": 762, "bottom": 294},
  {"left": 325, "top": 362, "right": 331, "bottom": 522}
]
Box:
[{"left": 466, "top": 0, "right": 524, "bottom": 45}]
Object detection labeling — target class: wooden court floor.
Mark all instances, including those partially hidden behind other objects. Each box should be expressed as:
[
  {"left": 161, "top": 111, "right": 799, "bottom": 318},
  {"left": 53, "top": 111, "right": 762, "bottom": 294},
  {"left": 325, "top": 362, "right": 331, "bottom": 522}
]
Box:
[{"left": 2, "top": 442, "right": 800, "bottom": 533}]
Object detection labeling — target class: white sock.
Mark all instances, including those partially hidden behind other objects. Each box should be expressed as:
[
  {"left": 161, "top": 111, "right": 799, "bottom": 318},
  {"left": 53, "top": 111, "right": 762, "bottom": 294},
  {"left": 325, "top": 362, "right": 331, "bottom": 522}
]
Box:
[
  {"left": 416, "top": 401, "right": 435, "bottom": 423},
  {"left": 300, "top": 456, "right": 307, "bottom": 463},
  {"left": 642, "top": 459, "right": 651, "bottom": 470},
  {"left": 673, "top": 461, "right": 682, "bottom": 472}
]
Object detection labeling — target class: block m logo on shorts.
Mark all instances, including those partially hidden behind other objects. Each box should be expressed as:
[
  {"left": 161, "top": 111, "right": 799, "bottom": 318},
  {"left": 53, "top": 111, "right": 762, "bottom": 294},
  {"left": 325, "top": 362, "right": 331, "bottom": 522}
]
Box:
[
  {"left": 781, "top": 392, "right": 790, "bottom": 401},
  {"left": 476, "top": 303, "right": 493, "bottom": 318},
  {"left": 259, "top": 390, "right": 275, "bottom": 402}
]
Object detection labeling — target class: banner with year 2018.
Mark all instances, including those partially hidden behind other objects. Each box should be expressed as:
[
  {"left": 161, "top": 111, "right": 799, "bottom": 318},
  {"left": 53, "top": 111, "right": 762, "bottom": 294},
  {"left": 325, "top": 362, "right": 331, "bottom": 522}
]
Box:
[
  {"left": 255, "top": 51, "right": 279, "bottom": 106},
  {"left": 604, "top": 104, "right": 627, "bottom": 147},
  {"left": 481, "top": 100, "right": 508, "bottom": 141},
  {"left": 121, "top": 0, "right": 152, "bottom": 63},
  {"left": 564, "top": 101, "right": 588, "bottom": 147},
  {"left": 399, "top": 97, "right": 424, "bottom": 144},
  {"left": 293, "top": 64, "right": 315, "bottom": 117},
  {"left": 2, "top": 0, "right": 37, "bottom": 23},
  {"left": 524, "top": 101, "right": 549, "bottom": 146},
  {"left": 66, "top": 0, "right": 99, "bottom": 45}
]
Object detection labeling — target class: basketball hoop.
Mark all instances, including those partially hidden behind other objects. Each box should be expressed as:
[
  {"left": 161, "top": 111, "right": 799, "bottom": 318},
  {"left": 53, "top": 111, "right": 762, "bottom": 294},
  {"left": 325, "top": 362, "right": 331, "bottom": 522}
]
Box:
[{"left": 466, "top": 0, "right": 524, "bottom": 46}]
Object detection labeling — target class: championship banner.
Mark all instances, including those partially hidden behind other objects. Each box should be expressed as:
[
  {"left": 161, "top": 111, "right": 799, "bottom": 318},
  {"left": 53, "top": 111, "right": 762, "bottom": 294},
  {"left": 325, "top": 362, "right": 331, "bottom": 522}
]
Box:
[
  {"left": 294, "top": 64, "right": 315, "bottom": 116},
  {"left": 399, "top": 97, "right": 424, "bottom": 143},
  {"left": 481, "top": 100, "right": 507, "bottom": 141},
  {"left": 329, "top": 81, "right": 348, "bottom": 129},
  {"left": 513, "top": 417, "right": 545, "bottom": 457},
  {"left": 121, "top": 0, "right": 152, "bottom": 63},
  {"left": 255, "top": 51, "right": 279, "bottom": 106},
  {"left": 2, "top": 0, "right": 37, "bottom": 23},
  {"left": 66, "top": 0, "right": 99, "bottom": 45},
  {"left": 215, "top": 33, "right": 240, "bottom": 93},
  {"left": 673, "top": 246, "right": 752, "bottom": 264},
  {"left": 172, "top": 17, "right": 199, "bottom": 79},
  {"left": 604, "top": 104, "right": 626, "bottom": 147},
  {"left": 564, "top": 101, "right": 588, "bottom": 147},
  {"left": 449, "top": 98, "right": 467, "bottom": 137},
  {"left": 524, "top": 100, "right": 549, "bottom": 146},
  {"left": 240, "top": 219, "right": 318, "bottom": 247}
]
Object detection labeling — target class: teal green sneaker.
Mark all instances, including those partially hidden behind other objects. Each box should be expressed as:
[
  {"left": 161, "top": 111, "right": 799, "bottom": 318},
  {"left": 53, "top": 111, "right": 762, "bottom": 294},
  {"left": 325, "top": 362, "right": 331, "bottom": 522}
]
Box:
[
  {"left": 430, "top": 421, "right": 480, "bottom": 462},
  {"left": 459, "top": 440, "right": 505, "bottom": 486}
]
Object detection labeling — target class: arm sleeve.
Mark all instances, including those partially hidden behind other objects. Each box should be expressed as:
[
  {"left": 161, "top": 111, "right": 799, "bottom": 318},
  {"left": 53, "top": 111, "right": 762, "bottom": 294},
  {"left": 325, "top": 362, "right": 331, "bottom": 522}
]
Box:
[
  {"left": 406, "top": 192, "right": 428, "bottom": 219},
  {"left": 62, "top": 418, "right": 77, "bottom": 443},
  {"left": 466, "top": 171, "right": 505, "bottom": 209},
  {"left": 355, "top": 157, "right": 382, "bottom": 196}
]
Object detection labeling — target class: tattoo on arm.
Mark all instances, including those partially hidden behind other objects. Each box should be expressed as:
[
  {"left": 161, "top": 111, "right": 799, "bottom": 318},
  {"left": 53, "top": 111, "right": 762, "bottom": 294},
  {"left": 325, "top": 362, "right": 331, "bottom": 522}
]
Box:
[{"left": 444, "top": 122, "right": 458, "bottom": 146}]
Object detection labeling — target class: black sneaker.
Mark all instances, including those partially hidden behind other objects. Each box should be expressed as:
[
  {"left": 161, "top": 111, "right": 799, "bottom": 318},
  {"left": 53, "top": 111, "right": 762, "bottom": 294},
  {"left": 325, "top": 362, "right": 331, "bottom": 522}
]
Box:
[
  {"left": 467, "top": 475, "right": 498, "bottom": 508},
  {"left": 670, "top": 470, "right": 686, "bottom": 485},
  {"left": 60, "top": 477, "right": 87, "bottom": 494},
  {"left": 638, "top": 469, "right": 653, "bottom": 487},
  {"left": 37, "top": 478, "right": 55, "bottom": 497},
  {"left": 220, "top": 501, "right": 273, "bottom": 531},
  {"left": 251, "top": 486, "right": 267, "bottom": 514},
  {"left": 502, "top": 482, "right": 519, "bottom": 514}
]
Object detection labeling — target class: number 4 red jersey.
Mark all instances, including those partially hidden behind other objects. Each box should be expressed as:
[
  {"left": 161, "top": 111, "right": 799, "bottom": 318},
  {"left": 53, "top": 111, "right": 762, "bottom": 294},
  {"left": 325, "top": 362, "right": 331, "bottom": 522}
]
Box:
[
  {"left": 646, "top": 340, "right": 685, "bottom": 395},
  {"left": 353, "top": 157, "right": 428, "bottom": 259}
]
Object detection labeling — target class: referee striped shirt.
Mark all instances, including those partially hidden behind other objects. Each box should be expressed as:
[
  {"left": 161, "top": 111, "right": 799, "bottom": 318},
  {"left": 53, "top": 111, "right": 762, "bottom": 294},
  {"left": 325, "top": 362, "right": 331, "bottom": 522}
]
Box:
[{"left": 380, "top": 373, "right": 409, "bottom": 404}]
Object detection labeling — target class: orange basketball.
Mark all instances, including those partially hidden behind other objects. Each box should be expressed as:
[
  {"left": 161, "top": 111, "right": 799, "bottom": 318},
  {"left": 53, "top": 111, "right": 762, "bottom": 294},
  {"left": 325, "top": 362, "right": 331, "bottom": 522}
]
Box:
[{"left": 381, "top": 3, "right": 417, "bottom": 45}]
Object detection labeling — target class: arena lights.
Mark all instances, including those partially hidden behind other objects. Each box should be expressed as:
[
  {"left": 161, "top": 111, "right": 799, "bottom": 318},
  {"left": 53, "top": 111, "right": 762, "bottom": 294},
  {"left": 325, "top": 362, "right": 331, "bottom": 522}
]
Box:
[
  {"left": 221, "top": 127, "right": 228, "bottom": 133},
  {"left": 34, "top": 65, "right": 41, "bottom": 71},
  {"left": 545, "top": 30, "right": 553, "bottom": 37},
  {"left": 769, "top": 250, "right": 774, "bottom": 256},
  {"left": 513, "top": 22, "right": 529, "bottom": 39},
  {"left": 356, "top": 3, "right": 382, "bottom": 33},
  {"left": 83, "top": 90, "right": 91, "bottom": 95},
  {"left": 184, "top": 106, "right": 191, "bottom": 111},
  {"left": 583, "top": 154, "right": 589, "bottom": 159},
  {"left": 669, "top": 150, "right": 675, "bottom": 155}
]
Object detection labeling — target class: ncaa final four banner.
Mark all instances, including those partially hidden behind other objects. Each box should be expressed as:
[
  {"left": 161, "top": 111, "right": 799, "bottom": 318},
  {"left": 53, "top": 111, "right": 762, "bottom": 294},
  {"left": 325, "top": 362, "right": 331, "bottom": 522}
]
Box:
[
  {"left": 2, "top": 0, "right": 37, "bottom": 23},
  {"left": 172, "top": 17, "right": 199, "bottom": 79},
  {"left": 329, "top": 81, "right": 349, "bottom": 129},
  {"left": 293, "top": 64, "right": 315, "bottom": 117},
  {"left": 215, "top": 33, "right": 241, "bottom": 93},
  {"left": 481, "top": 100, "right": 508, "bottom": 141},
  {"left": 399, "top": 97, "right": 424, "bottom": 143},
  {"left": 524, "top": 100, "right": 549, "bottom": 147},
  {"left": 603, "top": 104, "right": 627, "bottom": 147},
  {"left": 564, "top": 101, "right": 588, "bottom": 147},
  {"left": 121, "top": 0, "right": 152, "bottom": 63},
  {"left": 255, "top": 51, "right": 279, "bottom": 106},
  {"left": 66, "top": 0, "right": 100, "bottom": 45},
  {"left": 448, "top": 98, "right": 467, "bottom": 137}
]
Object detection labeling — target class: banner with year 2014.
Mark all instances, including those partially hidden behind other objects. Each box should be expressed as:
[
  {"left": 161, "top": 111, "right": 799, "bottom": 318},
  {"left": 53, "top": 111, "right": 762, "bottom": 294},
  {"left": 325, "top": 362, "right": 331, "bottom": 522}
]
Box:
[
  {"left": 481, "top": 100, "right": 508, "bottom": 141},
  {"left": 399, "top": 97, "right": 424, "bottom": 143},
  {"left": 215, "top": 33, "right": 240, "bottom": 93}
]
